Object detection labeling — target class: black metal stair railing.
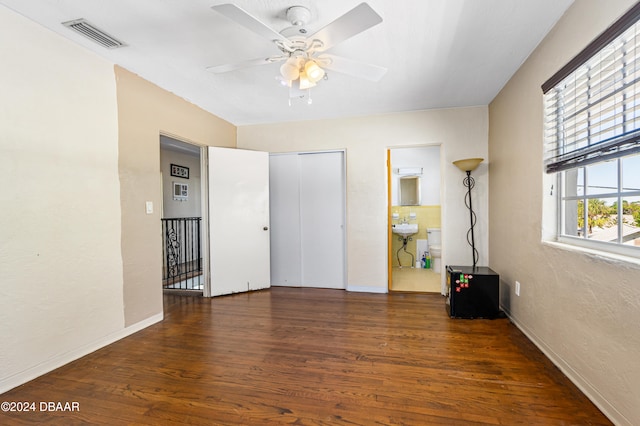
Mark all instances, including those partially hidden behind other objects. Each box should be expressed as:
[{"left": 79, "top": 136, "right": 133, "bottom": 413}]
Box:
[{"left": 161, "top": 217, "right": 202, "bottom": 290}]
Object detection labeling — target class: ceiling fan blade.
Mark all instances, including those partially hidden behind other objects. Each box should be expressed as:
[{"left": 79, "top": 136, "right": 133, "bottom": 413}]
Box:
[
  {"left": 308, "top": 3, "right": 382, "bottom": 52},
  {"left": 318, "top": 54, "right": 387, "bottom": 82},
  {"left": 206, "top": 56, "right": 286, "bottom": 74},
  {"left": 212, "top": 4, "right": 290, "bottom": 45}
]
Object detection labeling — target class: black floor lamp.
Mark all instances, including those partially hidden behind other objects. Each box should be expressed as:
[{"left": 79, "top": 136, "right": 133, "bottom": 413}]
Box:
[{"left": 452, "top": 158, "right": 484, "bottom": 270}]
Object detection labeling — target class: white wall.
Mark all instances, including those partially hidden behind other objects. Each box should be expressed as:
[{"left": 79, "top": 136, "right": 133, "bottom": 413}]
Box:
[
  {"left": 391, "top": 146, "right": 441, "bottom": 206},
  {"left": 237, "top": 107, "right": 488, "bottom": 293},
  {"left": 489, "top": 1, "right": 640, "bottom": 424},
  {"left": 0, "top": 5, "right": 129, "bottom": 391},
  {"left": 160, "top": 149, "right": 201, "bottom": 218}
]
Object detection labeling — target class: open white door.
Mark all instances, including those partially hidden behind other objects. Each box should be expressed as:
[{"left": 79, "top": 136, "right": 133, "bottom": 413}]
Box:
[{"left": 208, "top": 147, "right": 270, "bottom": 296}]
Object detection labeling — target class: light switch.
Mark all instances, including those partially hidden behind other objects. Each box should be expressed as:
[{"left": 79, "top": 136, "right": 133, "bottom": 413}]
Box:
[{"left": 145, "top": 201, "right": 153, "bottom": 214}]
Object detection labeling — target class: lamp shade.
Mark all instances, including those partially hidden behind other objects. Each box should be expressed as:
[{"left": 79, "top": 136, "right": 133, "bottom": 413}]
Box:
[
  {"left": 453, "top": 158, "right": 483, "bottom": 172},
  {"left": 298, "top": 71, "right": 316, "bottom": 90},
  {"left": 280, "top": 58, "right": 301, "bottom": 81},
  {"left": 304, "top": 60, "right": 325, "bottom": 82}
]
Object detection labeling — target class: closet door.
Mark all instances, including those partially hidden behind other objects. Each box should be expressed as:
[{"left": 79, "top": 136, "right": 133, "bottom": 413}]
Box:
[
  {"left": 269, "top": 154, "right": 302, "bottom": 286},
  {"left": 299, "top": 152, "right": 346, "bottom": 289},
  {"left": 269, "top": 151, "right": 345, "bottom": 289}
]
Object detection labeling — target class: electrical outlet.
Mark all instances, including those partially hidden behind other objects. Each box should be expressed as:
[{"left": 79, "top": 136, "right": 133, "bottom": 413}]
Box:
[{"left": 515, "top": 281, "right": 521, "bottom": 296}]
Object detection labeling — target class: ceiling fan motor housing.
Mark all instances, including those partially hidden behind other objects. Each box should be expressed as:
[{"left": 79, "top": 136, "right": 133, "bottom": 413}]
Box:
[
  {"left": 280, "top": 6, "right": 311, "bottom": 38},
  {"left": 286, "top": 6, "right": 311, "bottom": 26}
]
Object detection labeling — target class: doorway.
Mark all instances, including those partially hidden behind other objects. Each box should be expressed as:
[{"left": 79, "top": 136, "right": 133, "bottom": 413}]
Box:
[
  {"left": 159, "top": 136, "right": 205, "bottom": 293},
  {"left": 388, "top": 146, "right": 442, "bottom": 293},
  {"left": 159, "top": 140, "right": 272, "bottom": 297}
]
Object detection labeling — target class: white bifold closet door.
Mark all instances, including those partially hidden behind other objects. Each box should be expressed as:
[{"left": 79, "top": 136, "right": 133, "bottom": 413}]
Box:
[{"left": 270, "top": 151, "right": 346, "bottom": 289}]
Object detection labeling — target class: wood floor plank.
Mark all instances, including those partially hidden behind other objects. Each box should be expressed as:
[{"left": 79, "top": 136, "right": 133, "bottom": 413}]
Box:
[{"left": 0, "top": 287, "right": 611, "bottom": 425}]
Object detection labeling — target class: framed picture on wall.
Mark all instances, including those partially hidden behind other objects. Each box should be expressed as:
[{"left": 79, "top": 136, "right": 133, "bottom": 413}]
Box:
[
  {"left": 173, "top": 182, "right": 188, "bottom": 201},
  {"left": 170, "top": 163, "right": 189, "bottom": 179}
]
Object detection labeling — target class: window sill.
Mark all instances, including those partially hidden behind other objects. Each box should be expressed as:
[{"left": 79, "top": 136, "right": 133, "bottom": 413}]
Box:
[{"left": 542, "top": 239, "right": 640, "bottom": 268}]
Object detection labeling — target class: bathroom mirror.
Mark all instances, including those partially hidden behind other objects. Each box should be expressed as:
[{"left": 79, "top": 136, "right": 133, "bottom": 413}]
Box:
[{"left": 399, "top": 176, "right": 421, "bottom": 206}]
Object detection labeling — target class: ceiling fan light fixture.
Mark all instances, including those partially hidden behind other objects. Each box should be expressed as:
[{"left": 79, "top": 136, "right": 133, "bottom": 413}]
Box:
[
  {"left": 298, "top": 71, "right": 316, "bottom": 90},
  {"left": 304, "top": 60, "right": 325, "bottom": 83},
  {"left": 210, "top": 2, "right": 387, "bottom": 105},
  {"left": 280, "top": 58, "right": 301, "bottom": 81}
]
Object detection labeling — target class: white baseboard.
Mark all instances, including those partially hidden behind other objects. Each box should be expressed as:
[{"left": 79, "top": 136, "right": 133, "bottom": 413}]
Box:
[
  {"left": 504, "top": 309, "right": 630, "bottom": 426},
  {"left": 0, "top": 312, "right": 163, "bottom": 394},
  {"left": 346, "top": 285, "right": 388, "bottom": 294}
]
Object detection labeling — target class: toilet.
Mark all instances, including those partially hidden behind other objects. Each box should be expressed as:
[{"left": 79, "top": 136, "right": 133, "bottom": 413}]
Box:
[{"left": 426, "top": 228, "right": 442, "bottom": 273}]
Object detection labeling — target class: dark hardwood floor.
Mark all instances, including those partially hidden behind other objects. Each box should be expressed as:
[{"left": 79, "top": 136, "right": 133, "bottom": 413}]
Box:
[{"left": 1, "top": 287, "right": 611, "bottom": 425}]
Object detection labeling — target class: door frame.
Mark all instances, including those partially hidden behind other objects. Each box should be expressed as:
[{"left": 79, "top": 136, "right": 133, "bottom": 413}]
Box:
[
  {"left": 200, "top": 145, "right": 211, "bottom": 297},
  {"left": 387, "top": 144, "right": 445, "bottom": 294},
  {"left": 158, "top": 133, "right": 210, "bottom": 295},
  {"left": 387, "top": 149, "right": 393, "bottom": 292}
]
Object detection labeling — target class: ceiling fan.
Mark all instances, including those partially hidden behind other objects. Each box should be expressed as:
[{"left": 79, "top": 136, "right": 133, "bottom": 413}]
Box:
[{"left": 207, "top": 2, "right": 387, "bottom": 101}]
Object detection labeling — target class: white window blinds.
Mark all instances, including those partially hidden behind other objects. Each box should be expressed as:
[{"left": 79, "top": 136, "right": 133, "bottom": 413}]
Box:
[{"left": 543, "top": 3, "right": 640, "bottom": 173}]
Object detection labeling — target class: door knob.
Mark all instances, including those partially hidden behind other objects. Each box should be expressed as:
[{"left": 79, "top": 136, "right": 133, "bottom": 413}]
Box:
[{"left": 263, "top": 226, "right": 269, "bottom": 231}]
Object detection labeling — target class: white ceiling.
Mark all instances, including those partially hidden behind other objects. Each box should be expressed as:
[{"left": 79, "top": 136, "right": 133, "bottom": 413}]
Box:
[{"left": 1, "top": 0, "right": 573, "bottom": 126}]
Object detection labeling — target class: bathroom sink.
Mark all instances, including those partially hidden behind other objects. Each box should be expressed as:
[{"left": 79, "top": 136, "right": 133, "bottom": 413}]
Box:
[{"left": 392, "top": 223, "right": 418, "bottom": 238}]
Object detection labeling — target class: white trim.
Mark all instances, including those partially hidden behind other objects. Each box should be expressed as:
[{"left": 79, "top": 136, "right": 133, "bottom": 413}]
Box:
[
  {"left": 544, "top": 239, "right": 640, "bottom": 267},
  {"left": 347, "top": 285, "right": 388, "bottom": 294},
  {"left": 269, "top": 149, "right": 346, "bottom": 157},
  {"left": 504, "top": 309, "right": 631, "bottom": 426},
  {"left": 200, "top": 146, "right": 211, "bottom": 297},
  {"left": 0, "top": 313, "right": 163, "bottom": 394}
]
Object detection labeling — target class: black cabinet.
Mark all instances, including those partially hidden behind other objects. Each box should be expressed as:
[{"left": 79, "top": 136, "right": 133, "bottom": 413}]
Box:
[{"left": 446, "top": 265, "right": 500, "bottom": 319}]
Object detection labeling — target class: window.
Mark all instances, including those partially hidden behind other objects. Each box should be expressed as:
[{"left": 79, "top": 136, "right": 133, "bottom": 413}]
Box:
[{"left": 543, "top": 3, "right": 640, "bottom": 256}]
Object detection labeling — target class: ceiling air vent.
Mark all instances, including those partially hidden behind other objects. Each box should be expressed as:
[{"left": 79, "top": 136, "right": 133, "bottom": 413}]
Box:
[{"left": 62, "top": 19, "right": 125, "bottom": 49}]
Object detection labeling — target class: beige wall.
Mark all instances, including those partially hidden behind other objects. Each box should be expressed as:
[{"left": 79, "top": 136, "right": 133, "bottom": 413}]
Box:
[
  {"left": 115, "top": 66, "right": 236, "bottom": 326},
  {"left": 0, "top": 3, "right": 237, "bottom": 392},
  {"left": 0, "top": 6, "right": 124, "bottom": 391},
  {"left": 489, "top": 1, "right": 640, "bottom": 424},
  {"left": 237, "top": 107, "right": 489, "bottom": 293}
]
